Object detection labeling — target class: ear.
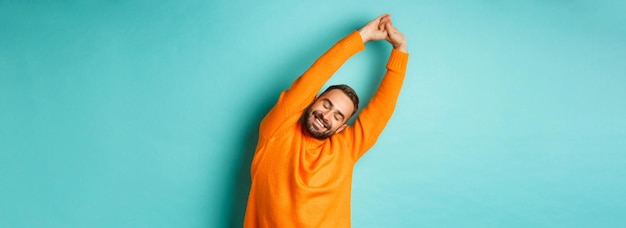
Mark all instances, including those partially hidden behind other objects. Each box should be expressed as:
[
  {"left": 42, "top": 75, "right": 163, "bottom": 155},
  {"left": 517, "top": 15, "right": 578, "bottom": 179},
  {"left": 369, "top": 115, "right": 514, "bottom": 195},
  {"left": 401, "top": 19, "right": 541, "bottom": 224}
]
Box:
[{"left": 335, "top": 124, "right": 348, "bottom": 134}]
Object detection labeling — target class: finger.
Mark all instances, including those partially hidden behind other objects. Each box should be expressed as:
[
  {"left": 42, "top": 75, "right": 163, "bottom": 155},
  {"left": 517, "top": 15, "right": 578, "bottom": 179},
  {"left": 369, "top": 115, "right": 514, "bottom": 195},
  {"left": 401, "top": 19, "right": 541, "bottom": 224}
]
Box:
[
  {"left": 384, "top": 16, "right": 392, "bottom": 25},
  {"left": 385, "top": 22, "right": 398, "bottom": 34},
  {"left": 368, "top": 14, "right": 385, "bottom": 24},
  {"left": 376, "top": 13, "right": 390, "bottom": 21},
  {"left": 379, "top": 16, "right": 392, "bottom": 30},
  {"left": 378, "top": 19, "right": 387, "bottom": 31},
  {"left": 383, "top": 15, "right": 391, "bottom": 25},
  {"left": 385, "top": 23, "right": 397, "bottom": 40}
]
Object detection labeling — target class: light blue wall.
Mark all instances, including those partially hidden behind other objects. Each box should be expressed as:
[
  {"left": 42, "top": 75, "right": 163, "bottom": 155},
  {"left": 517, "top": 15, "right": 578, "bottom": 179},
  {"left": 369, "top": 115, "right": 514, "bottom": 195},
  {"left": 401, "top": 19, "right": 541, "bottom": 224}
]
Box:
[{"left": 1, "top": 1, "right": 625, "bottom": 227}]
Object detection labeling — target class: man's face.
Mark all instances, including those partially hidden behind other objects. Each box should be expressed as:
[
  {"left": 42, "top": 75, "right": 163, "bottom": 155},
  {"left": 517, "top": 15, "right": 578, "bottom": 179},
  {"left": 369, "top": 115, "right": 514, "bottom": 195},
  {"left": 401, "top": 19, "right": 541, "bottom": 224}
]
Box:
[{"left": 303, "top": 89, "right": 355, "bottom": 139}]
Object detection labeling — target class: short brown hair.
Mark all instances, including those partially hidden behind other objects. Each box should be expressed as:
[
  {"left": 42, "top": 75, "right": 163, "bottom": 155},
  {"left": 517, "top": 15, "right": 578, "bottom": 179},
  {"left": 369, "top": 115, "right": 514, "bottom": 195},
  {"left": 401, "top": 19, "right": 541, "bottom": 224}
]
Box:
[{"left": 320, "top": 84, "right": 359, "bottom": 116}]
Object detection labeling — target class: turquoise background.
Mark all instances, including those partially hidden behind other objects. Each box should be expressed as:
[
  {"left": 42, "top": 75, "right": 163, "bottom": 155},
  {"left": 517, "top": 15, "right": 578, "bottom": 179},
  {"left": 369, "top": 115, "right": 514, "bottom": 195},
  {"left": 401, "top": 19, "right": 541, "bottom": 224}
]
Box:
[{"left": 1, "top": 1, "right": 625, "bottom": 227}]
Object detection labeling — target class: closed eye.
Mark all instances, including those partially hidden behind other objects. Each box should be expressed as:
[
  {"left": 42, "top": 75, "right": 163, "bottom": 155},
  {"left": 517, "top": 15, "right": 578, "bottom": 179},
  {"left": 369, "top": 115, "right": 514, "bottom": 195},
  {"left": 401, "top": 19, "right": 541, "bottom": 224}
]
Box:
[{"left": 335, "top": 112, "right": 344, "bottom": 122}]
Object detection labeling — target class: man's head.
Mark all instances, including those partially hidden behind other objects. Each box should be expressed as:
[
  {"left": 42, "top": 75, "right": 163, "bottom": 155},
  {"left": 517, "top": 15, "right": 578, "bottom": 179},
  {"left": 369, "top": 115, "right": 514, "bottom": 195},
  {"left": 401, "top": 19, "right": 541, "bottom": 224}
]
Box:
[{"left": 303, "top": 84, "right": 359, "bottom": 139}]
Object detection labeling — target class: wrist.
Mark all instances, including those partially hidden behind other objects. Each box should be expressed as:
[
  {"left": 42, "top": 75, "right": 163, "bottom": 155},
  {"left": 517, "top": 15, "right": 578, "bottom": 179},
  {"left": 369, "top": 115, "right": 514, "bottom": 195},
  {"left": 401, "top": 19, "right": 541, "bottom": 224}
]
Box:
[
  {"left": 394, "top": 44, "right": 407, "bottom": 53},
  {"left": 358, "top": 29, "right": 369, "bottom": 43}
]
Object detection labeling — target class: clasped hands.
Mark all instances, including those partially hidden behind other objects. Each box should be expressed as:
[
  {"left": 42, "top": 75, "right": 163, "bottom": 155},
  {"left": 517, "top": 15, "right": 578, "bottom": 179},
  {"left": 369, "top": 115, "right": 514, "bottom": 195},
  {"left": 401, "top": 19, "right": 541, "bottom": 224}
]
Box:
[{"left": 358, "top": 14, "right": 407, "bottom": 53}]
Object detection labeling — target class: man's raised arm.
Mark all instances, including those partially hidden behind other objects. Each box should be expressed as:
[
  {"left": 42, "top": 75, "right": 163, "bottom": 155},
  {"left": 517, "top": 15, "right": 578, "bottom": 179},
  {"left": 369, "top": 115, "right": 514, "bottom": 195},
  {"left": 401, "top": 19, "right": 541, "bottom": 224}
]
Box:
[{"left": 346, "top": 16, "right": 409, "bottom": 160}]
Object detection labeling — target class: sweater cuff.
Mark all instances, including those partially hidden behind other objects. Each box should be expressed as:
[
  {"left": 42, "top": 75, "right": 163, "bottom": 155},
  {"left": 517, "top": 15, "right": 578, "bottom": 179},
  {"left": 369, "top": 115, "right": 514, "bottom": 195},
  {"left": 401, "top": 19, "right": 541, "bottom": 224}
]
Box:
[
  {"left": 342, "top": 30, "right": 366, "bottom": 52},
  {"left": 387, "top": 49, "right": 409, "bottom": 72}
]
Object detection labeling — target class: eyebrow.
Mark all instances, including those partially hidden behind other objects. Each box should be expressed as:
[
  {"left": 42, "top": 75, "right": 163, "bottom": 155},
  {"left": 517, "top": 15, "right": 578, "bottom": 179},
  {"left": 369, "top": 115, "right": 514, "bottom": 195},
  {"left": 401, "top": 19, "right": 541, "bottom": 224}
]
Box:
[{"left": 323, "top": 98, "right": 345, "bottom": 120}]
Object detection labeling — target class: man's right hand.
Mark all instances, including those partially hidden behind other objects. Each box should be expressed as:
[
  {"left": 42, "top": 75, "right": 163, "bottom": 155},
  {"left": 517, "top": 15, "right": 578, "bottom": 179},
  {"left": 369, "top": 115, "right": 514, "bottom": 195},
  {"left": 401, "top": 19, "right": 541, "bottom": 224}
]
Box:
[{"left": 384, "top": 19, "right": 407, "bottom": 53}]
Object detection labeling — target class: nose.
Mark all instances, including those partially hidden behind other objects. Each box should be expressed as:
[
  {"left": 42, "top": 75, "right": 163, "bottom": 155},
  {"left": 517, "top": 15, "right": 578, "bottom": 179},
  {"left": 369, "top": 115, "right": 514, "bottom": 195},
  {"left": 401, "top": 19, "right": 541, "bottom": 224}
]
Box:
[{"left": 322, "top": 111, "right": 333, "bottom": 122}]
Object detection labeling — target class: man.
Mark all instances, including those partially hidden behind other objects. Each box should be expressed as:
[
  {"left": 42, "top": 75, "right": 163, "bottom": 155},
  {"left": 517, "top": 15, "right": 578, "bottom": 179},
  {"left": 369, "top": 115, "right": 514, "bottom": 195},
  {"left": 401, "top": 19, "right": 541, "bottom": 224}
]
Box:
[{"left": 244, "top": 14, "right": 408, "bottom": 227}]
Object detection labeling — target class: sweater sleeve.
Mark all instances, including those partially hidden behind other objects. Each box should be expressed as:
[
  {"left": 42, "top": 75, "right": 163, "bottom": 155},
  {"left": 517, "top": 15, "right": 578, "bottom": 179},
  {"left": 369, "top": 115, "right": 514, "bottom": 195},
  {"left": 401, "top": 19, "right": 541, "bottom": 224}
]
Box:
[
  {"left": 346, "top": 49, "right": 409, "bottom": 161},
  {"left": 259, "top": 31, "right": 365, "bottom": 140}
]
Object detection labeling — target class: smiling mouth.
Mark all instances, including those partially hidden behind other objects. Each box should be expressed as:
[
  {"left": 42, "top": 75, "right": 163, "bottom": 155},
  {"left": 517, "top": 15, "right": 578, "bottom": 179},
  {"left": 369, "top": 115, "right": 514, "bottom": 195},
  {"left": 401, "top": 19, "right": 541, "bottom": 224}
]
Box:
[{"left": 314, "top": 116, "right": 327, "bottom": 130}]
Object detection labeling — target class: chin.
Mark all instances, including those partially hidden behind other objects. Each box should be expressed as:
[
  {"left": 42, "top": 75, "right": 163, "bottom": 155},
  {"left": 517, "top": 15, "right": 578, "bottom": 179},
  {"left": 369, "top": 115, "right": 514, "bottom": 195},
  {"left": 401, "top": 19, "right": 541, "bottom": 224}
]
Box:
[{"left": 305, "top": 120, "right": 332, "bottom": 139}]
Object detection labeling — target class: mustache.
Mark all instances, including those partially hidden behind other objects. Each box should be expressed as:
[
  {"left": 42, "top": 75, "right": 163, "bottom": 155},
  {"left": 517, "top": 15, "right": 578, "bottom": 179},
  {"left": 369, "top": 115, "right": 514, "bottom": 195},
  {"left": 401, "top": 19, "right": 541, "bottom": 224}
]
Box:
[{"left": 312, "top": 111, "right": 330, "bottom": 129}]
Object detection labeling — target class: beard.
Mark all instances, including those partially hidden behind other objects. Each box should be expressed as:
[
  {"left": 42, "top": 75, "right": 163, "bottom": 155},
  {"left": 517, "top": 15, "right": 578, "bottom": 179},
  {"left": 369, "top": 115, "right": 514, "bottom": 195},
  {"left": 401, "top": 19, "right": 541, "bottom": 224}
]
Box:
[{"left": 303, "top": 108, "right": 333, "bottom": 140}]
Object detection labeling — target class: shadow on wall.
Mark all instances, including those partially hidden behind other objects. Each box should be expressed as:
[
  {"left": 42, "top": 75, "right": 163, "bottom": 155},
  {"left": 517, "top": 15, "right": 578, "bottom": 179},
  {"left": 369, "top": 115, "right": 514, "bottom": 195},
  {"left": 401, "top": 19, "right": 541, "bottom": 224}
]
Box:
[{"left": 223, "top": 18, "right": 381, "bottom": 227}]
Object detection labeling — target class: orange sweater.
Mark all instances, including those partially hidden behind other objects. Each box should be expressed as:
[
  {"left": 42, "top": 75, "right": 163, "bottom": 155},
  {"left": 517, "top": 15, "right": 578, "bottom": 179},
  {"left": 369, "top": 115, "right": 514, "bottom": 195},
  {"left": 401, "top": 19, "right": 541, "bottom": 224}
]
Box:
[{"left": 244, "top": 31, "right": 409, "bottom": 227}]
